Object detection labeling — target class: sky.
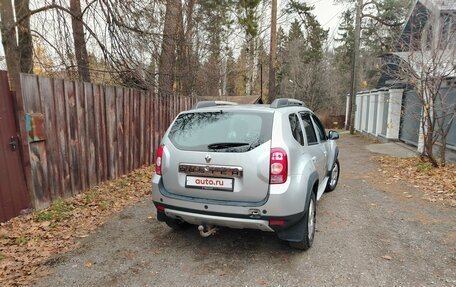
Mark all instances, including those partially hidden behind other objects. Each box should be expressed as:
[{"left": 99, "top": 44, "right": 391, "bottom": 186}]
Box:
[
  {"left": 311, "top": 0, "right": 350, "bottom": 47},
  {"left": 314, "top": 1, "right": 349, "bottom": 29}
]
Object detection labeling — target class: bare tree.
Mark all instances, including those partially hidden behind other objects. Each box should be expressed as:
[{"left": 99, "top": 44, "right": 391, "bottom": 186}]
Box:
[
  {"left": 0, "top": 0, "right": 21, "bottom": 90},
  {"left": 159, "top": 0, "right": 180, "bottom": 96},
  {"left": 268, "top": 0, "right": 277, "bottom": 103},
  {"left": 394, "top": 10, "right": 456, "bottom": 167},
  {"left": 15, "top": 0, "right": 33, "bottom": 73},
  {"left": 70, "top": 0, "right": 90, "bottom": 82}
]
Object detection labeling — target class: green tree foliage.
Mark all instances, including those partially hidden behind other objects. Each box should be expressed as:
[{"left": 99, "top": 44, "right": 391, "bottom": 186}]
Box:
[
  {"left": 237, "top": 0, "right": 261, "bottom": 38},
  {"left": 302, "top": 14, "right": 328, "bottom": 63},
  {"left": 275, "top": 1, "right": 330, "bottom": 111},
  {"left": 288, "top": 19, "right": 304, "bottom": 42},
  {"left": 334, "top": 10, "right": 355, "bottom": 93},
  {"left": 362, "top": 0, "right": 412, "bottom": 55}
]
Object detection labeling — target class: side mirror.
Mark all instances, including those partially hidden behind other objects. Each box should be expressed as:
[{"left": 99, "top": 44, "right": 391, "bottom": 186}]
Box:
[{"left": 328, "top": 130, "right": 339, "bottom": 140}]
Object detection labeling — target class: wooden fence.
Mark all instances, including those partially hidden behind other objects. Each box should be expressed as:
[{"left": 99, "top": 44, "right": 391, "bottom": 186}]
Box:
[{"left": 19, "top": 73, "right": 195, "bottom": 208}]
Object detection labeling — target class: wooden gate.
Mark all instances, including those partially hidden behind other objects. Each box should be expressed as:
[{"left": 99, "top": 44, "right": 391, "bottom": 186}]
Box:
[{"left": 0, "top": 71, "right": 31, "bottom": 222}]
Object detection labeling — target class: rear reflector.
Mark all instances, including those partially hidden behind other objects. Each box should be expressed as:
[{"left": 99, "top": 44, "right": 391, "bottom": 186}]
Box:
[
  {"left": 269, "top": 219, "right": 285, "bottom": 226},
  {"left": 156, "top": 205, "right": 165, "bottom": 212}
]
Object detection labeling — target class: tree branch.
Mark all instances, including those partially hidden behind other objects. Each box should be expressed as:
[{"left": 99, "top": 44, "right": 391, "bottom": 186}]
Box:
[{"left": 361, "top": 13, "right": 404, "bottom": 27}]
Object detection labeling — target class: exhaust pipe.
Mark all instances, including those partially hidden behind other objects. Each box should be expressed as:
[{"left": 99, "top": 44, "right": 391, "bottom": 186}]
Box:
[{"left": 198, "top": 224, "right": 218, "bottom": 237}]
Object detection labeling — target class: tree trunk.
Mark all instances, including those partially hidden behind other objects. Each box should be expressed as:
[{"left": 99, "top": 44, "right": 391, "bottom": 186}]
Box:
[
  {"left": 0, "top": 0, "right": 20, "bottom": 90},
  {"left": 159, "top": 0, "right": 180, "bottom": 96},
  {"left": 222, "top": 46, "right": 228, "bottom": 96},
  {"left": 440, "top": 137, "right": 446, "bottom": 167},
  {"left": 268, "top": 0, "right": 277, "bottom": 103},
  {"left": 183, "top": 0, "right": 195, "bottom": 96},
  {"left": 245, "top": 36, "right": 254, "bottom": 97},
  {"left": 15, "top": 0, "right": 33, "bottom": 74},
  {"left": 70, "top": 0, "right": 91, "bottom": 82},
  {"left": 349, "top": 0, "right": 363, "bottom": 134}
]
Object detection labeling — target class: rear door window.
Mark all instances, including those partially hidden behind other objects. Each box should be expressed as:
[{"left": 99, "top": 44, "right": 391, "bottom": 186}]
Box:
[
  {"left": 168, "top": 111, "right": 273, "bottom": 152},
  {"left": 288, "top": 113, "right": 304, "bottom": 145},
  {"left": 300, "top": 113, "right": 318, "bottom": 145}
]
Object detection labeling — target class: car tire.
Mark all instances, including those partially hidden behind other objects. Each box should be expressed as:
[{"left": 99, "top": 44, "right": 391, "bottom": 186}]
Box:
[
  {"left": 325, "top": 158, "right": 340, "bottom": 193},
  {"left": 165, "top": 218, "right": 189, "bottom": 230},
  {"left": 289, "top": 192, "right": 316, "bottom": 250}
]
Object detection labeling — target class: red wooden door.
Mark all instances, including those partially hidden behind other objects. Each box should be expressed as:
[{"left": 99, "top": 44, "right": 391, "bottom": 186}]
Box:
[{"left": 0, "top": 71, "right": 31, "bottom": 222}]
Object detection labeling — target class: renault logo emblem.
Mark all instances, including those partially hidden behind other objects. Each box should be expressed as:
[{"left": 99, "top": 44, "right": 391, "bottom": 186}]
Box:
[{"left": 205, "top": 154, "right": 211, "bottom": 163}]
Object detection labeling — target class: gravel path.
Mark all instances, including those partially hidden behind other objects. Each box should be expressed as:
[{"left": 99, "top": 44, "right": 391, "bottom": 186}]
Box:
[{"left": 35, "top": 135, "right": 456, "bottom": 287}]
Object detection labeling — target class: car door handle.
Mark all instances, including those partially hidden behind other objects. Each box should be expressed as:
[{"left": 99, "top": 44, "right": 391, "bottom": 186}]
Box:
[{"left": 311, "top": 156, "right": 317, "bottom": 163}]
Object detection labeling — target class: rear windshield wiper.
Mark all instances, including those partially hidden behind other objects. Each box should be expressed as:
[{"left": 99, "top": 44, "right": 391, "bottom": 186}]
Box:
[{"left": 208, "top": 142, "right": 250, "bottom": 149}]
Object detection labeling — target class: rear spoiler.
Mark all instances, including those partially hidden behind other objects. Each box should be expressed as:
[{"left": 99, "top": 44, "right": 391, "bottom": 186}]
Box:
[{"left": 192, "top": 101, "right": 237, "bottom": 109}]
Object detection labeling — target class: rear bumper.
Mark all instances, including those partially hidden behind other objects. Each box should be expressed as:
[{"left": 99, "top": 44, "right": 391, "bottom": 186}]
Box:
[
  {"left": 164, "top": 208, "right": 274, "bottom": 232},
  {"left": 154, "top": 201, "right": 305, "bottom": 233}
]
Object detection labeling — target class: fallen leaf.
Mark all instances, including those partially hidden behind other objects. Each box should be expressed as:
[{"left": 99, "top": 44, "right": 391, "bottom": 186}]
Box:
[
  {"left": 0, "top": 166, "right": 153, "bottom": 286},
  {"left": 84, "top": 261, "right": 93, "bottom": 268},
  {"left": 74, "top": 234, "right": 89, "bottom": 238},
  {"left": 382, "top": 255, "right": 392, "bottom": 260}
]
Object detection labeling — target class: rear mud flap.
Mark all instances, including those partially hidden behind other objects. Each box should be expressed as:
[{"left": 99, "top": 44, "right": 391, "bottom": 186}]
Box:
[{"left": 275, "top": 213, "right": 306, "bottom": 242}]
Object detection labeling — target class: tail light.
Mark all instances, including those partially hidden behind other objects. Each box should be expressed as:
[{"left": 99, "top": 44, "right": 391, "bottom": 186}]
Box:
[
  {"left": 270, "top": 148, "right": 288, "bottom": 184},
  {"left": 155, "top": 144, "right": 165, "bottom": 175}
]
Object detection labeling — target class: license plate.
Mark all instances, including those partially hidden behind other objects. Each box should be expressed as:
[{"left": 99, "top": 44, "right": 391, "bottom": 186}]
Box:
[{"left": 186, "top": 176, "right": 234, "bottom": 191}]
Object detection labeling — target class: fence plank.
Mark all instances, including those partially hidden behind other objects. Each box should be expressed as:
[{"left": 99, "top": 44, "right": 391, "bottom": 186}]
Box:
[
  {"left": 66, "top": 80, "right": 80, "bottom": 194},
  {"left": 38, "top": 76, "right": 59, "bottom": 200},
  {"left": 129, "top": 89, "right": 135, "bottom": 171},
  {"left": 116, "top": 87, "right": 124, "bottom": 175},
  {"left": 123, "top": 88, "right": 130, "bottom": 173},
  {"left": 139, "top": 91, "right": 145, "bottom": 166},
  {"left": 21, "top": 75, "right": 49, "bottom": 205},
  {"left": 53, "top": 78, "right": 69, "bottom": 197},
  {"left": 145, "top": 92, "right": 151, "bottom": 165},
  {"left": 93, "top": 84, "right": 102, "bottom": 182},
  {"left": 105, "top": 86, "right": 117, "bottom": 179},
  {"left": 134, "top": 90, "right": 140, "bottom": 169},
  {"left": 85, "top": 83, "right": 97, "bottom": 186},
  {"left": 100, "top": 86, "right": 109, "bottom": 181},
  {"left": 76, "top": 82, "right": 88, "bottom": 192},
  {"left": 152, "top": 93, "right": 157, "bottom": 161}
]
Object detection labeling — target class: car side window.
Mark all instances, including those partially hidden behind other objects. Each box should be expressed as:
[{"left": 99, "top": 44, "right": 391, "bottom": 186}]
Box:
[
  {"left": 288, "top": 113, "right": 304, "bottom": 146},
  {"left": 300, "top": 113, "right": 318, "bottom": 145},
  {"left": 311, "top": 114, "right": 327, "bottom": 142}
]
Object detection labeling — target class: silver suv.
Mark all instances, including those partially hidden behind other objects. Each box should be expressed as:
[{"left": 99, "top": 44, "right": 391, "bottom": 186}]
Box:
[{"left": 152, "top": 98, "right": 340, "bottom": 250}]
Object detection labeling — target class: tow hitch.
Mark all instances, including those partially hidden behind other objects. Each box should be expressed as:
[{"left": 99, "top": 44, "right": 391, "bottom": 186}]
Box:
[{"left": 198, "top": 224, "right": 218, "bottom": 237}]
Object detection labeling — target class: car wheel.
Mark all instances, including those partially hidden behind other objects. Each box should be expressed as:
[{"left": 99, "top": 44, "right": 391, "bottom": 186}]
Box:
[
  {"left": 289, "top": 192, "right": 316, "bottom": 250},
  {"left": 165, "top": 218, "right": 189, "bottom": 230},
  {"left": 325, "top": 158, "right": 340, "bottom": 192}
]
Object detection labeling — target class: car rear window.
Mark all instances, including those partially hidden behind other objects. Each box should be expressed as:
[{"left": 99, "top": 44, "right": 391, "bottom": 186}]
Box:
[{"left": 168, "top": 111, "right": 273, "bottom": 152}]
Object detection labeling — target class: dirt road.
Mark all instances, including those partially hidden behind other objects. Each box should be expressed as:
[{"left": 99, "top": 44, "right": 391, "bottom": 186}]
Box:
[{"left": 35, "top": 135, "right": 456, "bottom": 287}]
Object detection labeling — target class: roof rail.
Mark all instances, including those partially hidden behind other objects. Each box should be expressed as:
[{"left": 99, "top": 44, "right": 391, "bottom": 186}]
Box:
[
  {"left": 192, "top": 101, "right": 238, "bottom": 109},
  {"left": 270, "top": 98, "right": 305, "bottom": 108}
]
